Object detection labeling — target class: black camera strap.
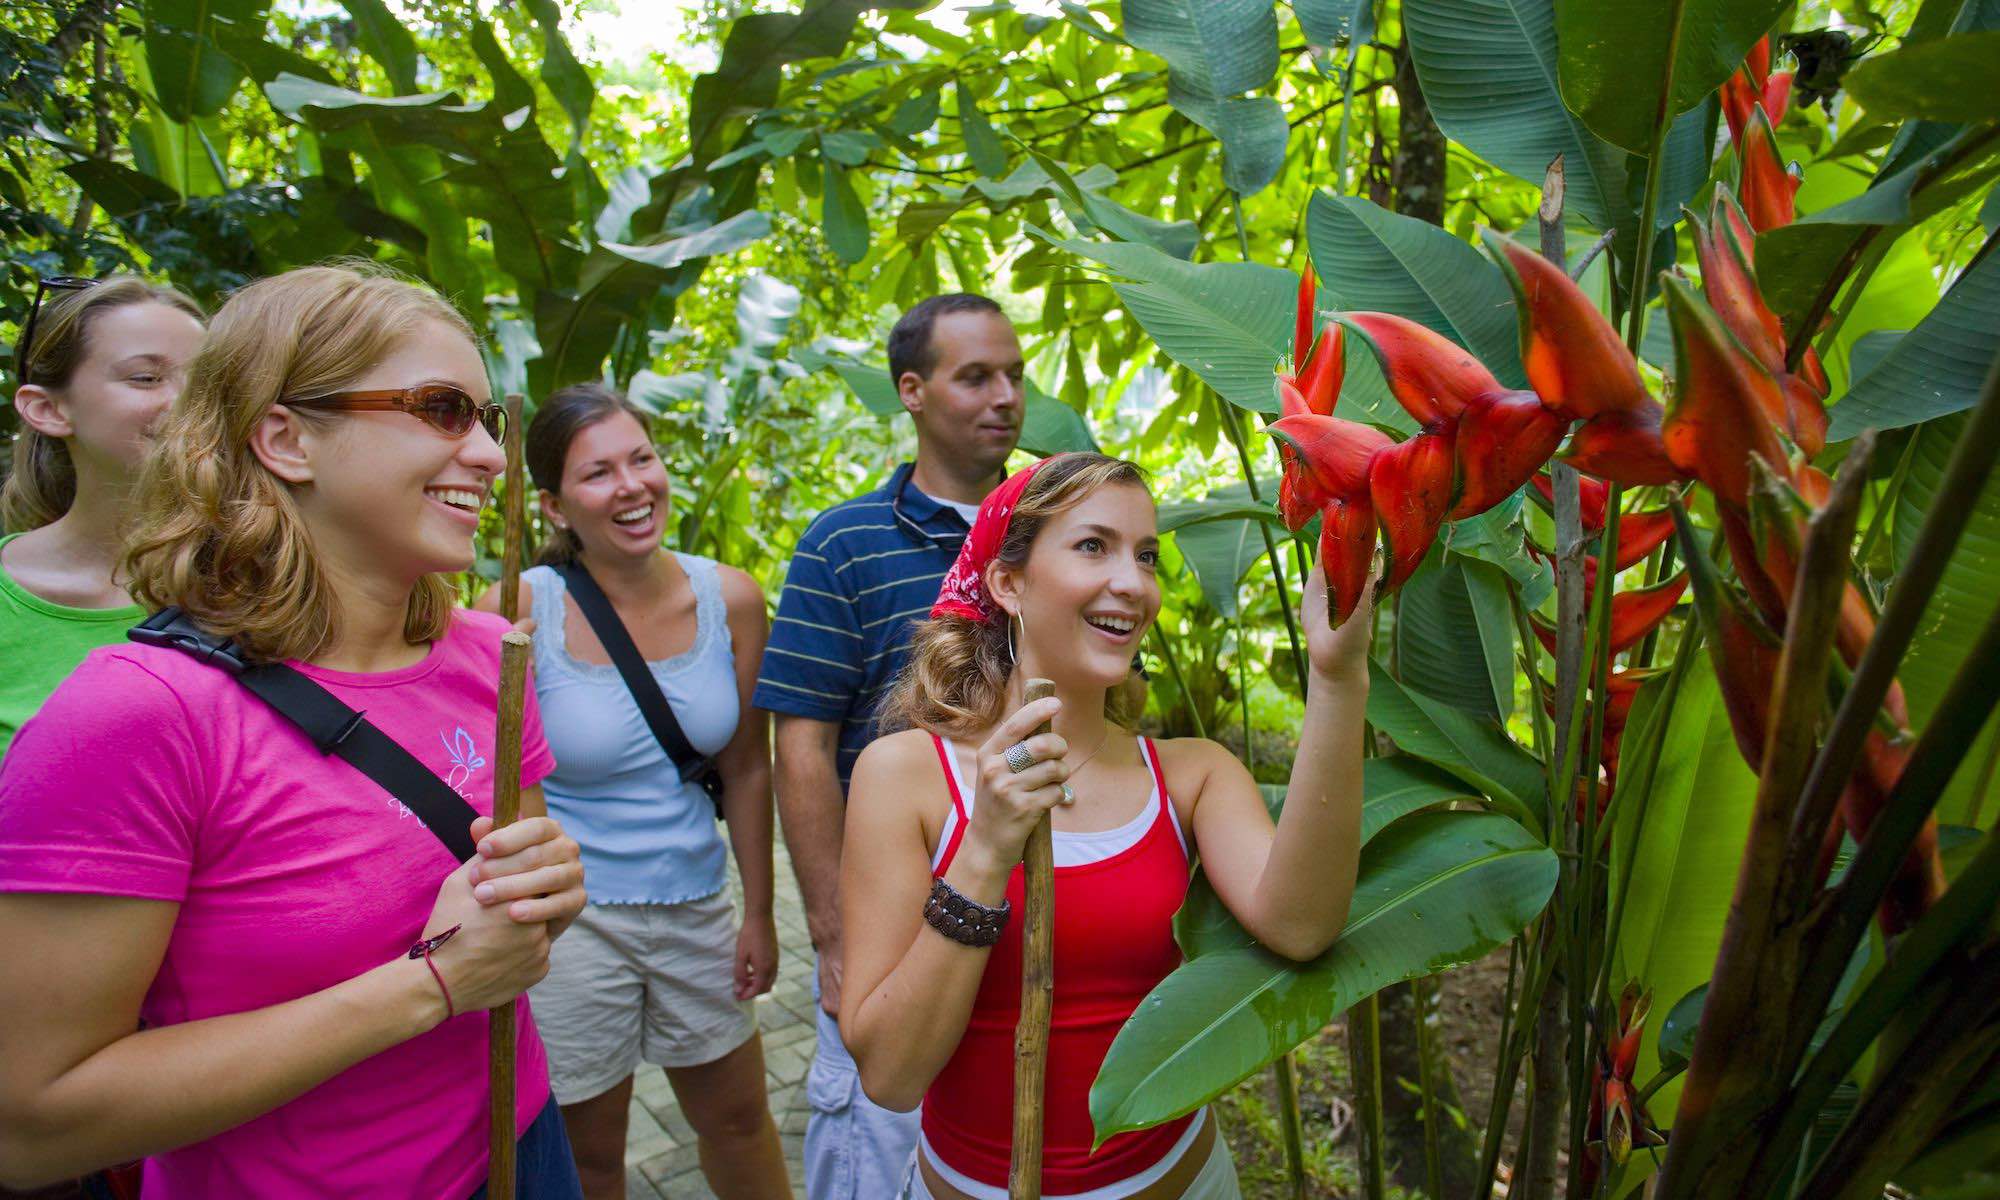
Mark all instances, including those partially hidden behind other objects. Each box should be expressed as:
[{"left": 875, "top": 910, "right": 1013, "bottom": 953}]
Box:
[{"left": 129, "top": 608, "right": 481, "bottom": 862}]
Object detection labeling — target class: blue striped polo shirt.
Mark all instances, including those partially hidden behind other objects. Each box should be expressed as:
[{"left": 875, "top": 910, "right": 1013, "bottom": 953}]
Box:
[{"left": 753, "top": 462, "right": 973, "bottom": 790}]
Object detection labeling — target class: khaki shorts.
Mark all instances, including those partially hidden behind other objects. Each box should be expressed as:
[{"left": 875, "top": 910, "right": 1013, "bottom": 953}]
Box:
[{"left": 530, "top": 891, "right": 758, "bottom": 1105}]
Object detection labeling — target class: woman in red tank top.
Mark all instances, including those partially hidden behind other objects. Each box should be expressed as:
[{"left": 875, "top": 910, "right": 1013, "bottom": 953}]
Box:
[{"left": 838, "top": 453, "right": 1374, "bottom": 1200}]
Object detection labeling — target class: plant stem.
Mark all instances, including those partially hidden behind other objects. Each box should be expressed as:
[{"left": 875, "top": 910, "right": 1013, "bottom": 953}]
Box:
[
  {"left": 1349, "top": 994, "right": 1388, "bottom": 1200},
  {"left": 1620, "top": 0, "right": 1689, "bottom": 355},
  {"left": 1414, "top": 973, "right": 1446, "bottom": 1200},
  {"left": 1273, "top": 1054, "right": 1310, "bottom": 1200},
  {"left": 1151, "top": 624, "right": 1206, "bottom": 740}
]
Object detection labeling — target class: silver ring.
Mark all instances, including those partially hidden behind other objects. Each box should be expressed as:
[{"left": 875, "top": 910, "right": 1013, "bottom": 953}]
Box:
[{"left": 1005, "top": 742, "right": 1035, "bottom": 774}]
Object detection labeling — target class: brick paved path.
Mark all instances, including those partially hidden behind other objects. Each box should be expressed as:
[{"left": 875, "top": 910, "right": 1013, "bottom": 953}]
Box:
[{"left": 622, "top": 841, "right": 817, "bottom": 1199}]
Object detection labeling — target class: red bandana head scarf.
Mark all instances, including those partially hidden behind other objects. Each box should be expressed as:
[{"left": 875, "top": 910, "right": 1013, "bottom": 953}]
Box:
[{"left": 931, "top": 454, "right": 1067, "bottom": 624}]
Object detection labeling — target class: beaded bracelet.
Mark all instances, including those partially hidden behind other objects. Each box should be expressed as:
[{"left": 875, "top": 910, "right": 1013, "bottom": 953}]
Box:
[
  {"left": 407, "top": 924, "right": 462, "bottom": 1020},
  {"left": 923, "top": 878, "right": 1010, "bottom": 948}
]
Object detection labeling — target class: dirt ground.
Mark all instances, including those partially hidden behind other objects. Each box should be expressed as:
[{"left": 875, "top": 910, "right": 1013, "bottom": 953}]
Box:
[{"left": 1216, "top": 947, "right": 1522, "bottom": 1199}]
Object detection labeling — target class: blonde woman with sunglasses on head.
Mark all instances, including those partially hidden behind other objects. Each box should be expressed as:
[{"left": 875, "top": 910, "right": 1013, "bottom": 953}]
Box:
[
  {"left": 0, "top": 264, "right": 588, "bottom": 1199},
  {"left": 1, "top": 275, "right": 204, "bottom": 757}
]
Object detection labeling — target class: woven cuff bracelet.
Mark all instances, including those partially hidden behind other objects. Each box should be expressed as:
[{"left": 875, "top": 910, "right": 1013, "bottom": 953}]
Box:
[{"left": 923, "top": 877, "right": 1010, "bottom": 948}]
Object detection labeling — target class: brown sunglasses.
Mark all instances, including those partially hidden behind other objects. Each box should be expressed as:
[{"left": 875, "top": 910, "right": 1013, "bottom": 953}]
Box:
[{"left": 281, "top": 385, "right": 507, "bottom": 442}]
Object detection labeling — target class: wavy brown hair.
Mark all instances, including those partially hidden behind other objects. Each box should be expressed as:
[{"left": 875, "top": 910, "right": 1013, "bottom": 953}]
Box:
[
  {"left": 121, "top": 263, "right": 476, "bottom": 662},
  {"left": 3, "top": 276, "right": 204, "bottom": 532},
  {"left": 881, "top": 452, "right": 1150, "bottom": 739}
]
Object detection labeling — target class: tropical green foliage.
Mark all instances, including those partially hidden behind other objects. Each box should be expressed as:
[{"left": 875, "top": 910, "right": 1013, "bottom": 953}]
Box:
[{"left": 6, "top": 0, "right": 2000, "bottom": 1197}]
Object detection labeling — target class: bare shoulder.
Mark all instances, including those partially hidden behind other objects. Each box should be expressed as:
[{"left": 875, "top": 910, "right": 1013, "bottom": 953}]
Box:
[
  {"left": 848, "top": 727, "right": 953, "bottom": 849},
  {"left": 1148, "top": 735, "right": 1251, "bottom": 803},
  {"left": 716, "top": 564, "right": 768, "bottom": 619},
  {"left": 853, "top": 726, "right": 942, "bottom": 783}
]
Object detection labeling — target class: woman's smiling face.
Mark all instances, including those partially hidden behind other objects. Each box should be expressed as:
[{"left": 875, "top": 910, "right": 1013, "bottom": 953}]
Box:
[
  {"left": 995, "top": 480, "right": 1161, "bottom": 689},
  {"left": 543, "top": 409, "right": 671, "bottom": 563}
]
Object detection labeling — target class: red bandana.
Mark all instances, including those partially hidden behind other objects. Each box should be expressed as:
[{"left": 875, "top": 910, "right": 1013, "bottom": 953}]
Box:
[{"left": 931, "top": 455, "right": 1066, "bottom": 624}]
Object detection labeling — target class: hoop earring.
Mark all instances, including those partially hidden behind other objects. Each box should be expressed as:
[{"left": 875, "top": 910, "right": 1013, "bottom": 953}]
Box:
[{"left": 1006, "top": 611, "right": 1020, "bottom": 668}]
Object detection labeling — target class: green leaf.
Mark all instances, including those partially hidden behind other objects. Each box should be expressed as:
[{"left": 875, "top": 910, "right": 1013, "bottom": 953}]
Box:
[
  {"left": 1307, "top": 193, "right": 1526, "bottom": 388},
  {"left": 1608, "top": 651, "right": 1759, "bottom": 1121},
  {"left": 957, "top": 81, "right": 1008, "bottom": 177},
  {"left": 1123, "top": 0, "right": 1286, "bottom": 196},
  {"left": 1404, "top": 0, "right": 1711, "bottom": 250},
  {"left": 1555, "top": 0, "right": 1785, "bottom": 154},
  {"left": 1124, "top": 0, "right": 1277, "bottom": 95},
  {"left": 469, "top": 20, "right": 535, "bottom": 116},
  {"left": 1020, "top": 151, "right": 1201, "bottom": 259},
  {"left": 1396, "top": 552, "right": 1517, "bottom": 720},
  {"left": 1757, "top": 129, "right": 2000, "bottom": 331},
  {"left": 1020, "top": 381, "right": 1101, "bottom": 455},
  {"left": 1035, "top": 228, "right": 1406, "bottom": 428},
  {"left": 820, "top": 129, "right": 882, "bottom": 166},
  {"left": 145, "top": 0, "right": 266, "bottom": 121},
  {"left": 336, "top": 0, "right": 420, "bottom": 93},
  {"left": 1655, "top": 981, "right": 1706, "bottom": 1070},
  {"left": 1894, "top": 412, "right": 2000, "bottom": 829},
  {"left": 889, "top": 90, "right": 941, "bottom": 136},
  {"left": 1093, "top": 810, "right": 1556, "bottom": 1138},
  {"left": 522, "top": 0, "right": 594, "bottom": 146},
  {"left": 1367, "top": 659, "right": 1545, "bottom": 832},
  {"left": 534, "top": 211, "right": 773, "bottom": 392},
  {"left": 822, "top": 159, "right": 870, "bottom": 263},
  {"left": 1156, "top": 495, "right": 1288, "bottom": 533},
  {"left": 1174, "top": 519, "right": 1263, "bottom": 616},
  {"left": 1845, "top": 30, "right": 2000, "bottom": 122},
  {"left": 1827, "top": 248, "right": 2000, "bottom": 439},
  {"left": 1294, "top": 0, "right": 1375, "bottom": 45}
]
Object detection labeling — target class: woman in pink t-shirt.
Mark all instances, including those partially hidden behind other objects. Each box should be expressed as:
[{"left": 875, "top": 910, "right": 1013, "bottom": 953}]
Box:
[{"left": 0, "top": 264, "right": 588, "bottom": 1199}]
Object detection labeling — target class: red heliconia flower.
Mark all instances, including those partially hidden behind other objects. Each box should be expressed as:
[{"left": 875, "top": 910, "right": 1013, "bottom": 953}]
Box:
[
  {"left": 1736, "top": 105, "right": 1800, "bottom": 233},
  {"left": 1530, "top": 572, "right": 1689, "bottom": 657},
  {"left": 1281, "top": 266, "right": 1346, "bottom": 420},
  {"left": 1483, "top": 232, "right": 1680, "bottom": 486},
  {"left": 1691, "top": 188, "right": 1828, "bottom": 453},
  {"left": 1342, "top": 311, "right": 1563, "bottom": 582},
  {"left": 1269, "top": 414, "right": 1393, "bottom": 627},
  {"left": 1660, "top": 274, "right": 1790, "bottom": 510},
  {"left": 1583, "top": 983, "right": 1660, "bottom": 1193},
  {"left": 1722, "top": 36, "right": 1794, "bottom": 147}
]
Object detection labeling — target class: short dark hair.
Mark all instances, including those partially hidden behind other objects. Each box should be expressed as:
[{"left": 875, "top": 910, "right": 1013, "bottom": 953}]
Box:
[{"left": 887, "top": 293, "right": 1004, "bottom": 387}]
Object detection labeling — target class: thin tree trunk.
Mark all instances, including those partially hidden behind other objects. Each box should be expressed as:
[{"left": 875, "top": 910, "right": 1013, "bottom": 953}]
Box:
[
  {"left": 1391, "top": 41, "right": 1446, "bottom": 224},
  {"left": 1511, "top": 970, "right": 1567, "bottom": 1200}
]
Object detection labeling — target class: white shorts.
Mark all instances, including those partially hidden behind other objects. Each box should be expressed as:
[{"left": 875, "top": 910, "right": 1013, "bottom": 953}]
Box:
[
  {"left": 897, "top": 1114, "right": 1241, "bottom": 1200},
  {"left": 529, "top": 892, "right": 757, "bottom": 1105}
]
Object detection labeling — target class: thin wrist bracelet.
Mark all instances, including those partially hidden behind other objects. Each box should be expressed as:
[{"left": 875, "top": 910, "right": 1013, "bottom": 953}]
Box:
[
  {"left": 923, "top": 877, "right": 1010, "bottom": 948},
  {"left": 407, "top": 924, "right": 462, "bottom": 1020}
]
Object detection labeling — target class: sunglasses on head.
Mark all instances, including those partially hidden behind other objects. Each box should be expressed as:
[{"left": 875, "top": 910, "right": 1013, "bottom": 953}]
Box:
[
  {"left": 280, "top": 384, "right": 508, "bottom": 442},
  {"left": 14, "top": 275, "right": 99, "bottom": 376}
]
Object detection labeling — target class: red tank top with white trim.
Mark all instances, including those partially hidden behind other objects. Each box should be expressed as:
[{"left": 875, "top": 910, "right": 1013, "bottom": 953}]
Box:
[{"left": 922, "top": 734, "right": 1194, "bottom": 1194}]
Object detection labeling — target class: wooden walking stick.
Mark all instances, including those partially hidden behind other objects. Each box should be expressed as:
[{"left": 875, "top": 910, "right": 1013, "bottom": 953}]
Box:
[
  {"left": 498, "top": 393, "right": 526, "bottom": 624},
  {"left": 488, "top": 393, "right": 529, "bottom": 1200},
  {"left": 488, "top": 631, "right": 531, "bottom": 1198},
  {"left": 1009, "top": 677, "right": 1058, "bottom": 1200}
]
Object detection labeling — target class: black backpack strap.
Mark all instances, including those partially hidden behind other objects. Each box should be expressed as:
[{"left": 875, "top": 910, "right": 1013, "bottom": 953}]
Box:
[
  {"left": 552, "top": 561, "right": 714, "bottom": 789},
  {"left": 130, "top": 609, "right": 481, "bottom": 862}
]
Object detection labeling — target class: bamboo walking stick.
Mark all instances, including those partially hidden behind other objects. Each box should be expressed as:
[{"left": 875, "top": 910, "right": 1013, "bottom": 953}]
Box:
[
  {"left": 488, "top": 393, "right": 529, "bottom": 1200},
  {"left": 1009, "top": 677, "right": 1058, "bottom": 1200},
  {"left": 498, "top": 393, "right": 526, "bottom": 624},
  {"left": 488, "top": 631, "right": 531, "bottom": 1198}
]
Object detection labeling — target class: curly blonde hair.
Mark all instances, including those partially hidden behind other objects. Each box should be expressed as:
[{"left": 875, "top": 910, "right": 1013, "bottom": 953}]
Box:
[
  {"left": 121, "top": 263, "right": 477, "bottom": 662},
  {"left": 3, "top": 276, "right": 204, "bottom": 532},
  {"left": 881, "top": 452, "right": 1150, "bottom": 739}
]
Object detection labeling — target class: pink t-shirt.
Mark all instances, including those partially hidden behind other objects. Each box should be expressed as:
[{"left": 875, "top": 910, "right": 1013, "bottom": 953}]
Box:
[{"left": 0, "top": 608, "right": 557, "bottom": 1200}]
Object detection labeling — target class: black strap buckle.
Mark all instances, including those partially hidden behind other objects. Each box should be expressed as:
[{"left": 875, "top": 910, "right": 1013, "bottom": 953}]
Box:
[{"left": 128, "top": 607, "right": 252, "bottom": 675}]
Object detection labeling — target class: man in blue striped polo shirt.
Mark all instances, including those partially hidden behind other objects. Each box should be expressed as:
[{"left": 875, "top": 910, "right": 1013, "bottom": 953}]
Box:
[{"left": 754, "top": 293, "right": 1023, "bottom": 1200}]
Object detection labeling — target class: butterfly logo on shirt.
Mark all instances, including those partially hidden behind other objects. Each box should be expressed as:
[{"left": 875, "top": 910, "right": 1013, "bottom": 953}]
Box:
[{"left": 439, "top": 726, "right": 488, "bottom": 801}]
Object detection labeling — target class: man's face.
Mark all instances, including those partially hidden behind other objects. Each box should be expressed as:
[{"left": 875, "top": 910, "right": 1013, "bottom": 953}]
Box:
[{"left": 899, "top": 309, "right": 1024, "bottom": 477}]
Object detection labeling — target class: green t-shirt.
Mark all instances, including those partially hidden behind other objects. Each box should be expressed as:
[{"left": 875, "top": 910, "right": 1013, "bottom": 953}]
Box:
[{"left": 0, "top": 532, "right": 145, "bottom": 759}]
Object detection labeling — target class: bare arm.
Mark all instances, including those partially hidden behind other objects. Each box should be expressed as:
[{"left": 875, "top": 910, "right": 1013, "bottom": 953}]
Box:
[
  {"left": 1190, "top": 564, "right": 1372, "bottom": 961},
  {"left": 773, "top": 713, "right": 848, "bottom": 1011},
  {"left": 839, "top": 702, "right": 1069, "bottom": 1110},
  {"left": 0, "top": 812, "right": 584, "bottom": 1189},
  {"left": 717, "top": 567, "right": 778, "bottom": 997}
]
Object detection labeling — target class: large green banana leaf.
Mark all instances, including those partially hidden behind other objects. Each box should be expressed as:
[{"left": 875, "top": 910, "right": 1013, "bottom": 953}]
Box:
[{"left": 1091, "top": 808, "right": 1556, "bottom": 1139}]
